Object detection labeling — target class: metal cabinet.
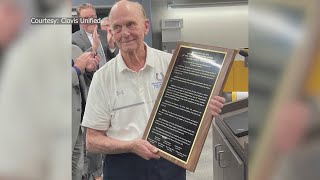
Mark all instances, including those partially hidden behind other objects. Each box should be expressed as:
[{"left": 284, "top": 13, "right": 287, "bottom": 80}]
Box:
[
  {"left": 212, "top": 122, "right": 244, "bottom": 180},
  {"left": 221, "top": 138, "right": 244, "bottom": 180},
  {"left": 212, "top": 121, "right": 225, "bottom": 180}
]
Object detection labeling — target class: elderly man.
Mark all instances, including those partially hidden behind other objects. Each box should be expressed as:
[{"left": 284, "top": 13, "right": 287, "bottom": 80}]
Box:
[
  {"left": 100, "top": 17, "right": 111, "bottom": 31},
  {"left": 82, "top": 1, "right": 225, "bottom": 180}
]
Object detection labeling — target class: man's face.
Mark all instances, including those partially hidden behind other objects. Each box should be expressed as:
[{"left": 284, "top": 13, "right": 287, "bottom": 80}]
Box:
[
  {"left": 110, "top": 6, "right": 149, "bottom": 53},
  {"left": 79, "top": 8, "right": 97, "bottom": 34},
  {"left": 101, "top": 19, "right": 111, "bottom": 31}
]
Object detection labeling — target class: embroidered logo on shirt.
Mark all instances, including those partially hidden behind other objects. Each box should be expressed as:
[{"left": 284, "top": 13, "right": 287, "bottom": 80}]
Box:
[
  {"left": 156, "top": 72, "right": 164, "bottom": 81},
  {"left": 152, "top": 82, "right": 162, "bottom": 89},
  {"left": 152, "top": 72, "right": 164, "bottom": 89}
]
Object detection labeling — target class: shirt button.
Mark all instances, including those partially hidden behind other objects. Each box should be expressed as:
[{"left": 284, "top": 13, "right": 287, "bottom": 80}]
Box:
[{"left": 77, "top": 108, "right": 81, "bottom": 111}]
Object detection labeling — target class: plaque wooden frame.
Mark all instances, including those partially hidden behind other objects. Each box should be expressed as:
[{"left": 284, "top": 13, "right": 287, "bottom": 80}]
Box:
[{"left": 143, "top": 41, "right": 237, "bottom": 172}]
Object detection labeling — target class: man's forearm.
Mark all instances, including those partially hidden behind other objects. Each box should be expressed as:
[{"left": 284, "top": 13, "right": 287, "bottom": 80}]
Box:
[{"left": 86, "top": 129, "right": 133, "bottom": 154}]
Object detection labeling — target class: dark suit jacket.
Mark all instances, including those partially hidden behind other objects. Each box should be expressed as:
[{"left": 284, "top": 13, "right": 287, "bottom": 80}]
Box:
[
  {"left": 72, "top": 29, "right": 117, "bottom": 86},
  {"left": 72, "top": 28, "right": 115, "bottom": 62},
  {"left": 72, "top": 45, "right": 88, "bottom": 149},
  {"left": 72, "top": 45, "right": 103, "bottom": 178}
]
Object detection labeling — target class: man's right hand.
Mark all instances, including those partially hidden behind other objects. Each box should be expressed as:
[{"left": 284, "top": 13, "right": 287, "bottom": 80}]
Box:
[
  {"left": 130, "top": 140, "right": 160, "bottom": 160},
  {"left": 74, "top": 52, "right": 94, "bottom": 74},
  {"left": 85, "top": 54, "right": 100, "bottom": 72},
  {"left": 107, "top": 30, "right": 115, "bottom": 49},
  {"left": 74, "top": 51, "right": 100, "bottom": 73},
  {"left": 92, "top": 26, "right": 101, "bottom": 52}
]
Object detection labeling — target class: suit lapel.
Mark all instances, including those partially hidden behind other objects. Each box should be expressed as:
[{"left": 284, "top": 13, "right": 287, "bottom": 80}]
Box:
[{"left": 79, "top": 29, "right": 92, "bottom": 49}]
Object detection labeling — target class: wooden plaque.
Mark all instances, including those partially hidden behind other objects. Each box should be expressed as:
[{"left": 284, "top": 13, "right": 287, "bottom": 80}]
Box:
[{"left": 143, "top": 42, "right": 237, "bottom": 172}]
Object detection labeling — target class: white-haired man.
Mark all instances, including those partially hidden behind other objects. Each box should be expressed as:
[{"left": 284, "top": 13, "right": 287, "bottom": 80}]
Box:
[{"left": 82, "top": 1, "right": 225, "bottom": 180}]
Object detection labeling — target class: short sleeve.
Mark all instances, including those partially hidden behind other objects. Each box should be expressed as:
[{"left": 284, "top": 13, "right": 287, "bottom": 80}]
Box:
[{"left": 81, "top": 73, "right": 111, "bottom": 130}]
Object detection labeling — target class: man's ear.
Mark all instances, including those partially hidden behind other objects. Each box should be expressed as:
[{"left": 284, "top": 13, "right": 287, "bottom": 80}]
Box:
[{"left": 144, "top": 19, "right": 150, "bottom": 35}]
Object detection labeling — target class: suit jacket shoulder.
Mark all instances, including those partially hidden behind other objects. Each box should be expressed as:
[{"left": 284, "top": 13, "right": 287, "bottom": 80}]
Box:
[{"left": 72, "top": 29, "right": 92, "bottom": 52}]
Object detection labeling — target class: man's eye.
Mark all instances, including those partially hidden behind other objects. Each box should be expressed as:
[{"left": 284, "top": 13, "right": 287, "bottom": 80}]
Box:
[
  {"left": 127, "top": 22, "right": 135, "bottom": 28},
  {"left": 113, "top": 25, "right": 121, "bottom": 31}
]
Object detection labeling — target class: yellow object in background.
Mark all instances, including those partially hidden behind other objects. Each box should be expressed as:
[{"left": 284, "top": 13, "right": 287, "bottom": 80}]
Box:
[
  {"left": 223, "top": 56, "right": 319, "bottom": 95},
  {"left": 304, "top": 49, "right": 320, "bottom": 96},
  {"left": 232, "top": 92, "right": 249, "bottom": 101},
  {"left": 224, "top": 60, "right": 248, "bottom": 92}
]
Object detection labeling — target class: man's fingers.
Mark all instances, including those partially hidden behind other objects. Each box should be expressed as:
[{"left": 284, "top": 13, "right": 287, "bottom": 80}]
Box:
[
  {"left": 132, "top": 140, "right": 161, "bottom": 160},
  {"left": 211, "top": 112, "right": 219, "bottom": 117},
  {"left": 142, "top": 140, "right": 160, "bottom": 160},
  {"left": 146, "top": 145, "right": 160, "bottom": 159},
  {"left": 143, "top": 150, "right": 160, "bottom": 160},
  {"left": 95, "top": 55, "right": 101, "bottom": 62},
  {"left": 213, "top": 96, "right": 226, "bottom": 104},
  {"left": 210, "top": 99, "right": 224, "bottom": 109},
  {"left": 143, "top": 156, "right": 150, "bottom": 160},
  {"left": 78, "top": 52, "right": 92, "bottom": 60},
  {"left": 209, "top": 104, "right": 222, "bottom": 114},
  {"left": 93, "top": 26, "right": 100, "bottom": 39},
  {"left": 144, "top": 149, "right": 160, "bottom": 160},
  {"left": 92, "top": 59, "right": 99, "bottom": 67},
  {"left": 144, "top": 141, "right": 158, "bottom": 153},
  {"left": 94, "top": 26, "right": 98, "bottom": 34},
  {"left": 150, "top": 153, "right": 160, "bottom": 159},
  {"left": 88, "top": 51, "right": 95, "bottom": 57}
]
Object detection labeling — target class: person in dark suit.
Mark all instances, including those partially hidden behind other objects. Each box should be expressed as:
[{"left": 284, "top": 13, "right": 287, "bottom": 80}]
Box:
[
  {"left": 72, "top": 3, "right": 116, "bottom": 70},
  {"left": 72, "top": 45, "right": 100, "bottom": 180},
  {"left": 72, "top": 4, "right": 113, "bottom": 180}
]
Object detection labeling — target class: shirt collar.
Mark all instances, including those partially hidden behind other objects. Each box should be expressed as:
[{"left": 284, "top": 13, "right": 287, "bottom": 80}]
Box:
[
  {"left": 84, "top": 31, "right": 92, "bottom": 37},
  {"left": 117, "top": 43, "right": 156, "bottom": 73}
]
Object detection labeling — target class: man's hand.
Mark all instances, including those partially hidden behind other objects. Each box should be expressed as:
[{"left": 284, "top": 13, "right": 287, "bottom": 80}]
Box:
[
  {"left": 209, "top": 96, "right": 226, "bottom": 117},
  {"left": 107, "top": 29, "right": 115, "bottom": 49},
  {"left": 130, "top": 140, "right": 160, "bottom": 160},
  {"left": 85, "top": 54, "right": 100, "bottom": 72},
  {"left": 74, "top": 52, "right": 95, "bottom": 74},
  {"left": 92, "top": 26, "right": 101, "bottom": 52},
  {"left": 95, "top": 176, "right": 102, "bottom": 180}
]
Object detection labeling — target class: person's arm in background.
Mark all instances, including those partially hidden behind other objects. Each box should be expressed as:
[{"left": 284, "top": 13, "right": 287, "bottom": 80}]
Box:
[
  {"left": 73, "top": 51, "right": 100, "bottom": 75},
  {"left": 106, "top": 28, "right": 116, "bottom": 50}
]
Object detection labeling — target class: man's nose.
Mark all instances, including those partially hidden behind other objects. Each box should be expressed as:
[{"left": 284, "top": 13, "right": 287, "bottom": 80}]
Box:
[{"left": 120, "top": 26, "right": 130, "bottom": 37}]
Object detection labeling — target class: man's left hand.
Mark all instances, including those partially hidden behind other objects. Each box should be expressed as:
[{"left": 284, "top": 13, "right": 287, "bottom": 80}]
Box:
[
  {"left": 95, "top": 176, "right": 102, "bottom": 180},
  {"left": 209, "top": 96, "right": 226, "bottom": 117},
  {"left": 92, "top": 26, "right": 101, "bottom": 52},
  {"left": 85, "top": 54, "right": 101, "bottom": 72},
  {"left": 107, "top": 30, "right": 115, "bottom": 49}
]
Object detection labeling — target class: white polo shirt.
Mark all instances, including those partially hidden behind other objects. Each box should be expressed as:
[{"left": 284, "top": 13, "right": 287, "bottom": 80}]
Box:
[{"left": 82, "top": 44, "right": 172, "bottom": 141}]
